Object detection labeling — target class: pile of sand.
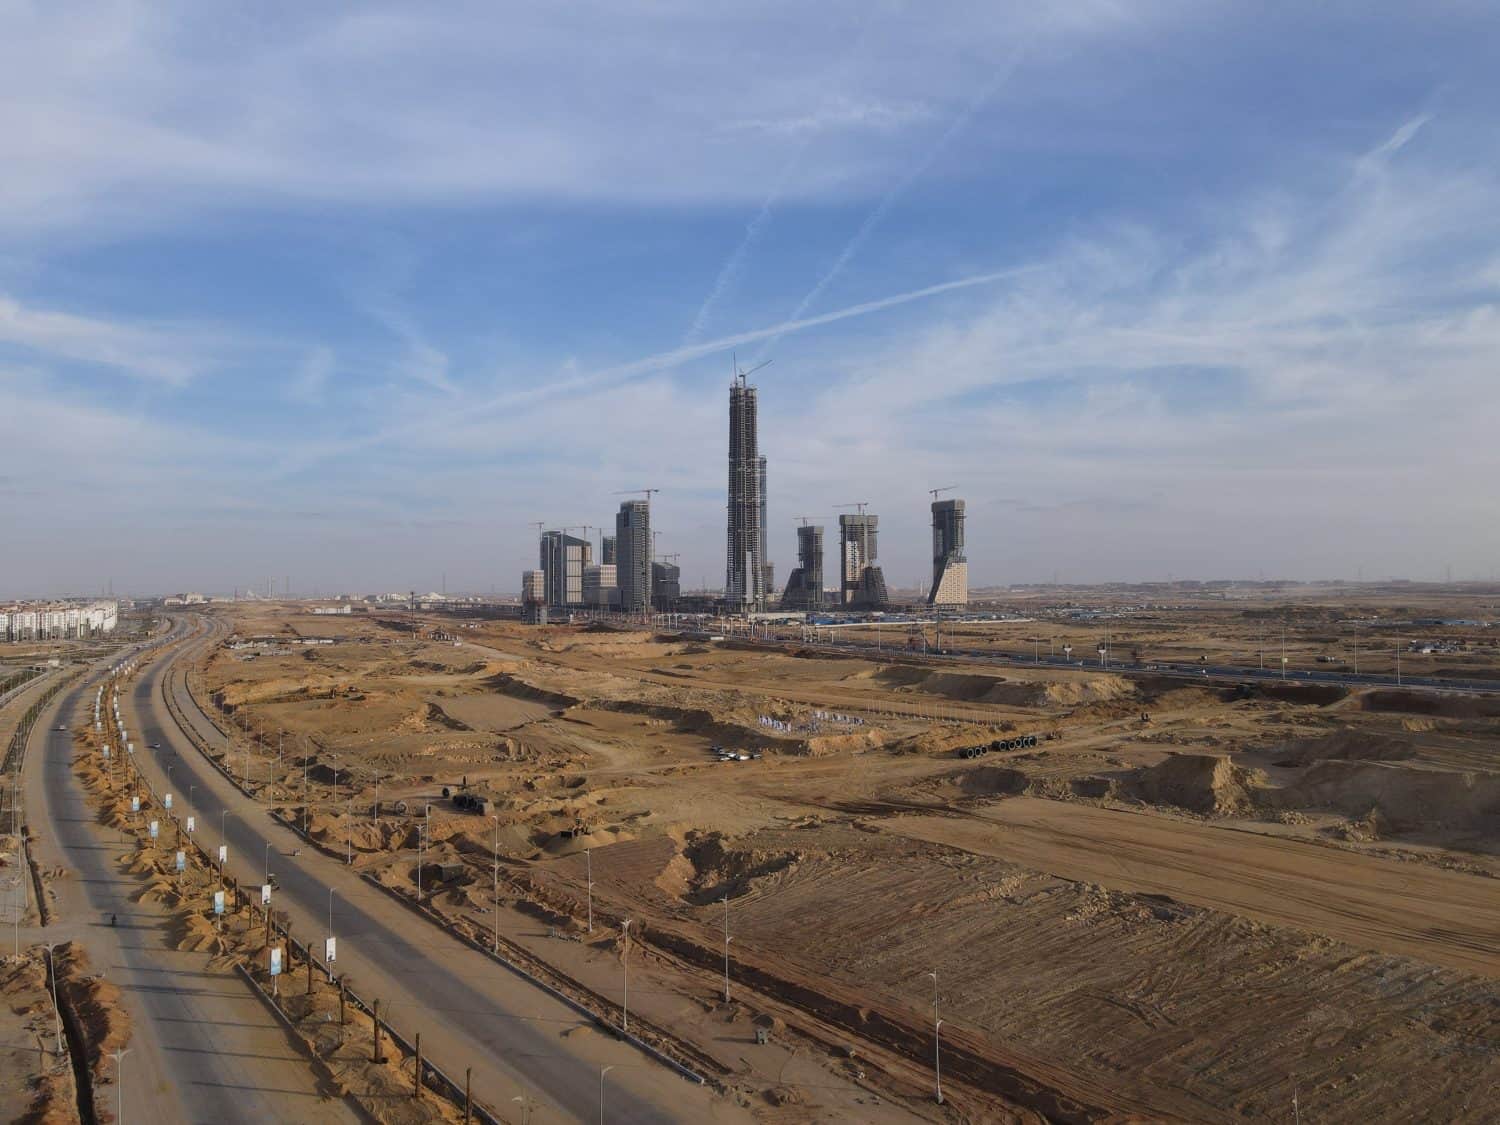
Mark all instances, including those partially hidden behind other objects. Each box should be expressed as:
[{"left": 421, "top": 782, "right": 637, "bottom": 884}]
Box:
[{"left": 1133, "top": 753, "right": 1267, "bottom": 816}]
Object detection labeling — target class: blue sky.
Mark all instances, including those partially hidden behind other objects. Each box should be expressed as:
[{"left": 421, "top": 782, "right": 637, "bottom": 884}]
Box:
[{"left": 3, "top": 2, "right": 1498, "bottom": 596}]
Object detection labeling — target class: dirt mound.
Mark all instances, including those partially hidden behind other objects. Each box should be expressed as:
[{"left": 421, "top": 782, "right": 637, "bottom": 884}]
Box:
[
  {"left": 661, "top": 833, "right": 801, "bottom": 904},
  {"left": 1134, "top": 753, "right": 1267, "bottom": 816},
  {"left": 1273, "top": 732, "right": 1416, "bottom": 767},
  {"left": 957, "top": 766, "right": 1030, "bottom": 797},
  {"left": 54, "top": 941, "right": 132, "bottom": 1083},
  {"left": 876, "top": 665, "right": 1134, "bottom": 708},
  {"left": 1272, "top": 760, "right": 1500, "bottom": 836}
]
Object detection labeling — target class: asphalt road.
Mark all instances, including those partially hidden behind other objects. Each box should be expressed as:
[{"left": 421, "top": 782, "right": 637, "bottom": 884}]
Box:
[
  {"left": 127, "top": 617, "right": 736, "bottom": 1125},
  {"left": 24, "top": 642, "right": 355, "bottom": 1124}
]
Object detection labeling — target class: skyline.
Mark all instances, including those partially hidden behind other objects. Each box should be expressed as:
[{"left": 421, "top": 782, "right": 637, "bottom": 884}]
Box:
[{"left": 3, "top": 3, "right": 1499, "bottom": 596}]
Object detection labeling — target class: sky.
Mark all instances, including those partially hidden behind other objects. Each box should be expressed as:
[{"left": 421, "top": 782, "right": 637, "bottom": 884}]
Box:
[{"left": 2, "top": 1, "right": 1498, "bottom": 597}]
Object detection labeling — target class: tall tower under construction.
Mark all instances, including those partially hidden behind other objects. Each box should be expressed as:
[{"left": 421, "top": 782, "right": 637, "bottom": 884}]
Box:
[
  {"left": 726, "top": 371, "right": 767, "bottom": 612},
  {"left": 781, "top": 524, "right": 824, "bottom": 610},
  {"left": 839, "top": 512, "right": 888, "bottom": 609},
  {"left": 928, "top": 498, "right": 968, "bottom": 606},
  {"left": 616, "top": 500, "right": 652, "bottom": 614}
]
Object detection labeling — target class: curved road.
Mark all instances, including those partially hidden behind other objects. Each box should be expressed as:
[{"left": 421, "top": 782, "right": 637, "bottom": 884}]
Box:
[
  {"left": 125, "top": 616, "right": 739, "bottom": 1125},
  {"left": 25, "top": 633, "right": 355, "bottom": 1123}
]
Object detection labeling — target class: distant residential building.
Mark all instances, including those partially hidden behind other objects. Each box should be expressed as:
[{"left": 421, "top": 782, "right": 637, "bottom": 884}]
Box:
[
  {"left": 616, "top": 501, "right": 652, "bottom": 613},
  {"left": 928, "top": 498, "right": 968, "bottom": 607},
  {"left": 1, "top": 600, "right": 117, "bottom": 640}
]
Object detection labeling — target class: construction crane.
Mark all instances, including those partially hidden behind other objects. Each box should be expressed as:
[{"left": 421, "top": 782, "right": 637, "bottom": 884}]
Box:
[
  {"left": 613, "top": 488, "right": 660, "bottom": 504},
  {"left": 928, "top": 485, "right": 958, "bottom": 501},
  {"left": 793, "top": 515, "right": 829, "bottom": 526},
  {"left": 731, "top": 354, "right": 772, "bottom": 384}
]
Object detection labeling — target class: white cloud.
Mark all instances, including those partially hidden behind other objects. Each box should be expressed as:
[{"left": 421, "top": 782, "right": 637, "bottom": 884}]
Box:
[{"left": 0, "top": 294, "right": 216, "bottom": 384}]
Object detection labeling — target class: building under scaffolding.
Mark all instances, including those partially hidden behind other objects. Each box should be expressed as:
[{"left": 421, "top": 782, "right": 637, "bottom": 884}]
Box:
[{"left": 839, "top": 513, "right": 888, "bottom": 609}]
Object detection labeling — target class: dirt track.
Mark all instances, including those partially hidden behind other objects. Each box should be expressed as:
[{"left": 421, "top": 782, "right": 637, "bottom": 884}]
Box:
[{"left": 882, "top": 798, "right": 1500, "bottom": 976}]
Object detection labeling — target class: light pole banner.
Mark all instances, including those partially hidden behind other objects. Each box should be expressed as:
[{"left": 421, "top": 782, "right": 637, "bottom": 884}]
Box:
[
  {"left": 261, "top": 884, "right": 272, "bottom": 906},
  {"left": 213, "top": 890, "right": 225, "bottom": 915},
  {"left": 131, "top": 796, "right": 140, "bottom": 812},
  {"left": 325, "top": 937, "right": 336, "bottom": 964},
  {"left": 186, "top": 816, "right": 195, "bottom": 832},
  {"left": 175, "top": 851, "right": 186, "bottom": 872},
  {"left": 102, "top": 747, "right": 110, "bottom": 759},
  {"left": 149, "top": 820, "right": 159, "bottom": 839},
  {"left": 269, "top": 946, "right": 282, "bottom": 976},
  {"left": 164, "top": 794, "right": 173, "bottom": 809},
  {"left": 218, "top": 845, "right": 227, "bottom": 864}
]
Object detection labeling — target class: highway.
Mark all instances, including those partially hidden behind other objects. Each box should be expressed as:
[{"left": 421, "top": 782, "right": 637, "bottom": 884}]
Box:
[
  {"left": 23, "top": 641, "right": 356, "bottom": 1123},
  {"left": 707, "top": 631, "right": 1500, "bottom": 698},
  {"left": 125, "top": 616, "right": 740, "bottom": 1124}
]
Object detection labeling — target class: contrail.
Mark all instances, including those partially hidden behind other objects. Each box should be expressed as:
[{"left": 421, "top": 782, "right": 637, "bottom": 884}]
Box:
[
  {"left": 270, "top": 264, "right": 1035, "bottom": 479},
  {"left": 752, "top": 45, "right": 1028, "bottom": 362},
  {"left": 681, "top": 15, "right": 878, "bottom": 347}
]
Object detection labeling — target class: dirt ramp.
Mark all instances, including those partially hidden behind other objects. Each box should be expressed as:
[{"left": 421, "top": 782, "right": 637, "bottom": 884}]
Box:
[
  {"left": 1134, "top": 753, "right": 1267, "bottom": 816},
  {"left": 1274, "top": 732, "right": 1417, "bottom": 766}
]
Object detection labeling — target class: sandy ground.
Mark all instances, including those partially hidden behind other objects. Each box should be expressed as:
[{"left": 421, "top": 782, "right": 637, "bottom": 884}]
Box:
[{"left": 190, "top": 601, "right": 1500, "bottom": 1122}]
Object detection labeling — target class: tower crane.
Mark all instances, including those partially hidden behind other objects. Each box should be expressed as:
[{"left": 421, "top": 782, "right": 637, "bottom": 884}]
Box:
[
  {"left": 928, "top": 485, "right": 958, "bottom": 501},
  {"left": 613, "top": 488, "right": 660, "bottom": 504}
]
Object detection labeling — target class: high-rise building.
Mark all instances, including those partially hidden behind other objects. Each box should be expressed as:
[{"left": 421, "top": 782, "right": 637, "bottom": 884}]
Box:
[
  {"left": 928, "top": 498, "right": 968, "bottom": 606},
  {"left": 781, "top": 524, "right": 824, "bottom": 610},
  {"left": 616, "top": 500, "right": 651, "bottom": 613},
  {"left": 650, "top": 561, "right": 681, "bottom": 609},
  {"left": 601, "top": 535, "right": 616, "bottom": 565},
  {"left": 839, "top": 513, "right": 888, "bottom": 609},
  {"left": 726, "top": 372, "right": 767, "bottom": 612},
  {"left": 539, "top": 531, "right": 591, "bottom": 607}
]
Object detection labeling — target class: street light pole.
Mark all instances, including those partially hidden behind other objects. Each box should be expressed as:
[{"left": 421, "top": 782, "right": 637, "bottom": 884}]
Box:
[
  {"left": 491, "top": 815, "right": 500, "bottom": 953},
  {"left": 926, "top": 970, "right": 942, "bottom": 1104},
  {"left": 599, "top": 1065, "right": 614, "bottom": 1125},
  {"left": 723, "top": 892, "right": 732, "bottom": 1004},
  {"left": 585, "top": 848, "right": 593, "bottom": 933},
  {"left": 113, "top": 1046, "right": 130, "bottom": 1125},
  {"left": 621, "top": 919, "right": 632, "bottom": 1032}
]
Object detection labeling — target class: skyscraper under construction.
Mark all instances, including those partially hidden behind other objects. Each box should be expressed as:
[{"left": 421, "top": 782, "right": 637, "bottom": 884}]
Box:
[
  {"left": 839, "top": 512, "right": 888, "bottom": 609},
  {"left": 726, "top": 370, "right": 767, "bottom": 612},
  {"left": 781, "top": 523, "right": 824, "bottom": 610},
  {"left": 928, "top": 498, "right": 968, "bottom": 606}
]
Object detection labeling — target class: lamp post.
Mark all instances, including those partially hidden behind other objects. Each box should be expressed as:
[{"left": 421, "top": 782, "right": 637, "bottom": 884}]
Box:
[
  {"left": 346, "top": 793, "right": 352, "bottom": 865},
  {"left": 586, "top": 847, "right": 593, "bottom": 933},
  {"left": 926, "top": 970, "right": 942, "bottom": 1104},
  {"left": 491, "top": 815, "right": 500, "bottom": 953},
  {"left": 599, "top": 1065, "right": 614, "bottom": 1125},
  {"left": 44, "top": 943, "right": 62, "bottom": 1056},
  {"left": 328, "top": 888, "right": 336, "bottom": 982},
  {"left": 621, "top": 919, "right": 632, "bottom": 1032},
  {"left": 723, "top": 892, "right": 732, "bottom": 1004},
  {"left": 112, "top": 1046, "right": 131, "bottom": 1125}
]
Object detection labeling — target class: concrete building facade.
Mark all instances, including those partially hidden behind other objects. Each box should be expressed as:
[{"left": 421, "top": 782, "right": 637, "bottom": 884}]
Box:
[
  {"left": 1, "top": 601, "right": 118, "bottom": 641},
  {"left": 521, "top": 569, "right": 548, "bottom": 624},
  {"left": 616, "top": 500, "right": 652, "bottom": 613},
  {"left": 651, "top": 561, "right": 681, "bottom": 609},
  {"left": 601, "top": 536, "right": 617, "bottom": 565},
  {"left": 583, "top": 564, "right": 620, "bottom": 609},
  {"left": 928, "top": 498, "right": 969, "bottom": 607}
]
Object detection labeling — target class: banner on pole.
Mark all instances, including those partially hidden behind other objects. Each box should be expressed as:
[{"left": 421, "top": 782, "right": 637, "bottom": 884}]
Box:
[
  {"left": 130, "top": 796, "right": 140, "bottom": 812},
  {"left": 213, "top": 890, "right": 225, "bottom": 915},
  {"left": 186, "top": 816, "right": 195, "bottom": 833},
  {"left": 164, "top": 793, "right": 173, "bottom": 809},
  {"left": 325, "top": 937, "right": 337, "bottom": 964},
  {"left": 261, "top": 883, "right": 272, "bottom": 906},
  {"left": 149, "top": 820, "right": 159, "bottom": 839},
  {"left": 217, "top": 845, "right": 227, "bottom": 864},
  {"left": 269, "top": 946, "right": 282, "bottom": 975},
  {"left": 175, "top": 851, "right": 186, "bottom": 872}
]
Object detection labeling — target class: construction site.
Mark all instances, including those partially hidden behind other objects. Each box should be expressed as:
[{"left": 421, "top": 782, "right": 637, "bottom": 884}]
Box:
[{"left": 165, "top": 587, "right": 1500, "bottom": 1122}]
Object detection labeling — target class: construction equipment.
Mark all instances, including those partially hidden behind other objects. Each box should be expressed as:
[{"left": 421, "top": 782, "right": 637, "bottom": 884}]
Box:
[{"left": 928, "top": 486, "right": 957, "bottom": 501}]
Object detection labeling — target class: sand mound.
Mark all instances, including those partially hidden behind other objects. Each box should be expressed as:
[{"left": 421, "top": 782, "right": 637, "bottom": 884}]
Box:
[
  {"left": 1134, "top": 754, "right": 1267, "bottom": 816},
  {"left": 1273, "top": 760, "right": 1500, "bottom": 836},
  {"left": 1358, "top": 690, "right": 1500, "bottom": 719},
  {"left": 661, "top": 833, "right": 801, "bottom": 904}
]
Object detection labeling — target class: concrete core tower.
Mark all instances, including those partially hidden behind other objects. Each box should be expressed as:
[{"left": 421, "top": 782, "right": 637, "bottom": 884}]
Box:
[{"left": 726, "top": 372, "right": 767, "bottom": 612}]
